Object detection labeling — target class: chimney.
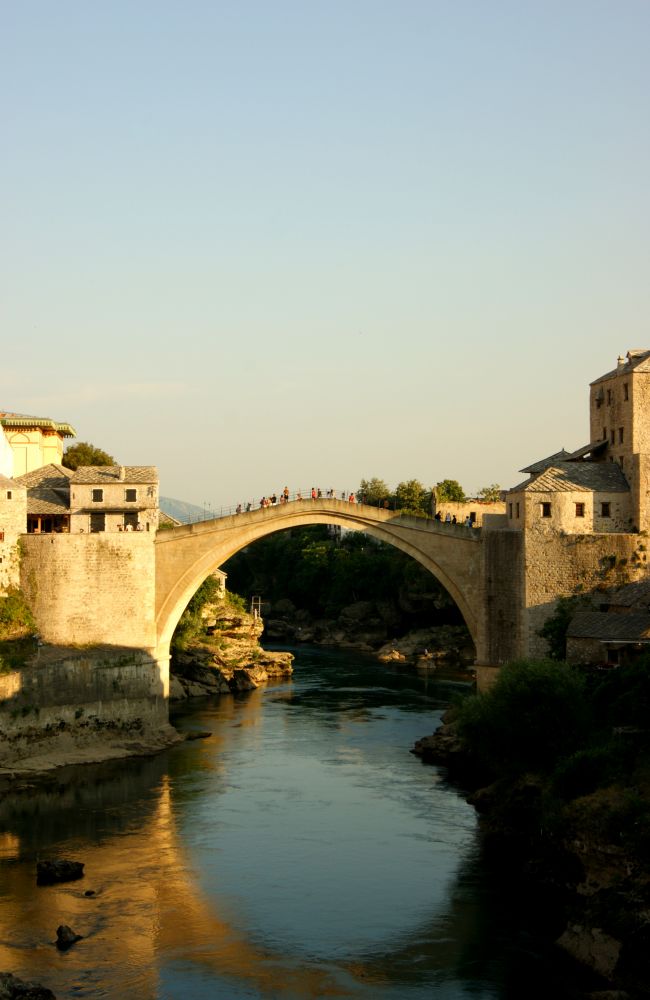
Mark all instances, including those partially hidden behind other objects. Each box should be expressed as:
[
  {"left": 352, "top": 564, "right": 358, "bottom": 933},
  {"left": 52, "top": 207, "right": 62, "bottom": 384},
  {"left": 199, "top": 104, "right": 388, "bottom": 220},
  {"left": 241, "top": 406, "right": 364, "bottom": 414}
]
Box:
[
  {"left": 617, "top": 355, "right": 626, "bottom": 370},
  {"left": 119, "top": 466, "right": 125, "bottom": 481}
]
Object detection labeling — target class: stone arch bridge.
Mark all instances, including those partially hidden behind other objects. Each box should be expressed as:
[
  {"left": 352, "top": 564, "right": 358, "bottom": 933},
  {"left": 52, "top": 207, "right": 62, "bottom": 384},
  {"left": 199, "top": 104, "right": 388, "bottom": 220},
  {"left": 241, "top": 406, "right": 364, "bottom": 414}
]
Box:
[{"left": 155, "top": 499, "right": 519, "bottom": 690}]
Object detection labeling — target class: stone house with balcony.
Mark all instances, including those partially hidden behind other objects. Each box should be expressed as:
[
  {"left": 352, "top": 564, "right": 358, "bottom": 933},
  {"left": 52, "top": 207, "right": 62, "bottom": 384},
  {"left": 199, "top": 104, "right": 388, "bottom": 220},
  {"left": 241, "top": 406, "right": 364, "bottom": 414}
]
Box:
[
  {"left": 14, "top": 464, "right": 74, "bottom": 534},
  {"left": 69, "top": 466, "right": 159, "bottom": 534}
]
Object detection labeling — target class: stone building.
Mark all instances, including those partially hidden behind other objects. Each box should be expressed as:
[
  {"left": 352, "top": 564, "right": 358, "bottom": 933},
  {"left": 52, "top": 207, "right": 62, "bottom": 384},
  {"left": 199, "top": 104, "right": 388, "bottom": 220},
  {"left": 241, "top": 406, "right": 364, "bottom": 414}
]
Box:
[
  {"left": 69, "top": 466, "right": 159, "bottom": 534},
  {"left": 0, "top": 475, "right": 27, "bottom": 591},
  {"left": 504, "top": 349, "right": 650, "bottom": 662},
  {"left": 14, "top": 464, "right": 74, "bottom": 534}
]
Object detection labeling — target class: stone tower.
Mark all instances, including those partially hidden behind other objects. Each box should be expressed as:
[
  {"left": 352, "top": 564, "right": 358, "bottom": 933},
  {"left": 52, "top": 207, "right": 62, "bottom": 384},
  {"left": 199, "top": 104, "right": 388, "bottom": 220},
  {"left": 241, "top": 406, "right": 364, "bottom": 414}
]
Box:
[{"left": 589, "top": 350, "right": 650, "bottom": 532}]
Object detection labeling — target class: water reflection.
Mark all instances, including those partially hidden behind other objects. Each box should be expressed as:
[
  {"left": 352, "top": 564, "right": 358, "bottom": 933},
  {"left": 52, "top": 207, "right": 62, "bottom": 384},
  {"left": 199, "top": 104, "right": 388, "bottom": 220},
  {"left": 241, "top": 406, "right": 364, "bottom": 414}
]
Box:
[{"left": 0, "top": 647, "right": 579, "bottom": 999}]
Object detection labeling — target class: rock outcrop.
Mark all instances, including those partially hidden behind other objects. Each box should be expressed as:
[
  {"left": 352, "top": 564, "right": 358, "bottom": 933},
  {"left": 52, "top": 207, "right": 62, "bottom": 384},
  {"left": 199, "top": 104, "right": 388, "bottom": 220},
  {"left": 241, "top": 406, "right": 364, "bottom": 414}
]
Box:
[{"left": 170, "top": 598, "right": 293, "bottom": 700}]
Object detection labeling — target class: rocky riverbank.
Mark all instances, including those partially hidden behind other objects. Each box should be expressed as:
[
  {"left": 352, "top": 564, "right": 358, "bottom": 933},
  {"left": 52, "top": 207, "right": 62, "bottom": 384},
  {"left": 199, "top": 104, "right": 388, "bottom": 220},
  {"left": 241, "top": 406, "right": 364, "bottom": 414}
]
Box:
[
  {"left": 263, "top": 598, "right": 475, "bottom": 671},
  {"left": 414, "top": 714, "right": 650, "bottom": 998},
  {"left": 170, "top": 595, "right": 293, "bottom": 699}
]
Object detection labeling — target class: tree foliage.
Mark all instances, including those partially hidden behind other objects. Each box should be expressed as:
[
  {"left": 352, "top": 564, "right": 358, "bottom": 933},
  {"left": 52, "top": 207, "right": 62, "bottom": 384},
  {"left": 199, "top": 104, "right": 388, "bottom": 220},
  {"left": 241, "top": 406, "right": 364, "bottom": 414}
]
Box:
[
  {"left": 477, "top": 484, "right": 501, "bottom": 502},
  {"left": 62, "top": 442, "right": 116, "bottom": 470},
  {"left": 358, "top": 477, "right": 390, "bottom": 506},
  {"left": 456, "top": 659, "right": 589, "bottom": 775},
  {"left": 435, "top": 479, "right": 466, "bottom": 503},
  {"left": 537, "top": 595, "right": 589, "bottom": 660},
  {"left": 223, "top": 525, "right": 461, "bottom": 623},
  {"left": 394, "top": 479, "right": 430, "bottom": 515}
]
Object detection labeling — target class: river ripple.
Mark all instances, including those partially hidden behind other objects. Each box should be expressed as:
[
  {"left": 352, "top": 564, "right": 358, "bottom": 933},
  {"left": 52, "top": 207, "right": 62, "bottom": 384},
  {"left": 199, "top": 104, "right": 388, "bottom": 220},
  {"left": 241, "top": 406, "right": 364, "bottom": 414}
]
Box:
[{"left": 0, "top": 646, "right": 579, "bottom": 999}]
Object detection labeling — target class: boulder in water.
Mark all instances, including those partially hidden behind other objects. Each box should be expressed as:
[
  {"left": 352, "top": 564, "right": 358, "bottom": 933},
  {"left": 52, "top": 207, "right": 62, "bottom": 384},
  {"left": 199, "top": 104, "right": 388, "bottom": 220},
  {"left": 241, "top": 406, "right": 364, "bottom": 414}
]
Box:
[
  {"left": 36, "top": 860, "right": 84, "bottom": 885},
  {"left": 55, "top": 925, "right": 82, "bottom": 951},
  {"left": 0, "top": 971, "right": 56, "bottom": 998}
]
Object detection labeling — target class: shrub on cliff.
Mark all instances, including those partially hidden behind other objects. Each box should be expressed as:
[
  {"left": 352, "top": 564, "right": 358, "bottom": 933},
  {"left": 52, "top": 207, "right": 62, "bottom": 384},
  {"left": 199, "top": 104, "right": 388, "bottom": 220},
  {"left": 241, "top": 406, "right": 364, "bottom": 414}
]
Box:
[
  {"left": 456, "top": 659, "right": 589, "bottom": 777},
  {"left": 0, "top": 587, "right": 36, "bottom": 640}
]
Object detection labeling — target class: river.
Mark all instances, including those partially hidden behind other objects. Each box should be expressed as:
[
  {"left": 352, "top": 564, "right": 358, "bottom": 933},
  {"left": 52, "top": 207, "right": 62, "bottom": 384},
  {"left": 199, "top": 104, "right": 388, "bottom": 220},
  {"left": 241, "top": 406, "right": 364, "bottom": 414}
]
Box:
[{"left": 0, "top": 646, "right": 583, "bottom": 999}]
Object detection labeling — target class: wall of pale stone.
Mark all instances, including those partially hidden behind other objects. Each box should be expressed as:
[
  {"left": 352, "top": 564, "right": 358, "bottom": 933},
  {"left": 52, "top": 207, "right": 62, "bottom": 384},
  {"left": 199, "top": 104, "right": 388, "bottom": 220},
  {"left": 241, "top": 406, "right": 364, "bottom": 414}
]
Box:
[
  {"left": 523, "top": 531, "right": 649, "bottom": 658},
  {"left": 0, "top": 487, "right": 27, "bottom": 592},
  {"left": 506, "top": 489, "right": 632, "bottom": 534},
  {"left": 70, "top": 480, "right": 159, "bottom": 533},
  {"left": 4, "top": 429, "right": 64, "bottom": 476},
  {"left": 436, "top": 500, "right": 505, "bottom": 525},
  {"left": 0, "top": 429, "right": 13, "bottom": 478},
  {"left": 0, "top": 648, "right": 167, "bottom": 744},
  {"left": 19, "top": 534, "right": 157, "bottom": 649}
]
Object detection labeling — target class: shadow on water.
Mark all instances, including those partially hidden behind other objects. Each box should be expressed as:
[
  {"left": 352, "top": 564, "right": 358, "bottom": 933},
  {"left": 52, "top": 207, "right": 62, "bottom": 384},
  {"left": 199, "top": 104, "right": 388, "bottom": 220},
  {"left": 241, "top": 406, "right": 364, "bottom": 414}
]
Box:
[{"left": 0, "top": 645, "right": 599, "bottom": 999}]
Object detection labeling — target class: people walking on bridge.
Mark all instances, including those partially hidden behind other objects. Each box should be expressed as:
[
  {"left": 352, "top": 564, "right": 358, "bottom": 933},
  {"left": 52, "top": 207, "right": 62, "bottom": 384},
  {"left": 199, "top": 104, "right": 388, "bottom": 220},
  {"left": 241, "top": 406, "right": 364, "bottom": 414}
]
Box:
[
  {"left": 348, "top": 492, "right": 356, "bottom": 503},
  {"left": 435, "top": 512, "right": 441, "bottom": 521},
  {"left": 341, "top": 491, "right": 346, "bottom": 500},
  {"left": 445, "top": 512, "right": 451, "bottom": 524},
  {"left": 246, "top": 502, "right": 252, "bottom": 512},
  {"left": 317, "top": 488, "right": 322, "bottom": 499},
  {"left": 311, "top": 487, "right": 317, "bottom": 500},
  {"left": 452, "top": 514, "right": 457, "bottom": 525},
  {"left": 271, "top": 493, "right": 277, "bottom": 505},
  {"left": 236, "top": 503, "right": 242, "bottom": 514},
  {"left": 283, "top": 486, "right": 289, "bottom": 502},
  {"left": 296, "top": 491, "right": 303, "bottom": 501}
]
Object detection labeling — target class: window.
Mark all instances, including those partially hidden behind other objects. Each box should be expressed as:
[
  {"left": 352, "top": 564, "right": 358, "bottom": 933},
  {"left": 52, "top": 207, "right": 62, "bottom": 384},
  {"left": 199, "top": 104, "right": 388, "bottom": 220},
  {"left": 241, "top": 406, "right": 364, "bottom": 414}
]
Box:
[
  {"left": 124, "top": 512, "right": 138, "bottom": 530},
  {"left": 125, "top": 488, "right": 137, "bottom": 502},
  {"left": 509, "top": 503, "right": 513, "bottom": 518},
  {"left": 624, "top": 383, "right": 629, "bottom": 401},
  {"left": 516, "top": 502, "right": 520, "bottom": 518},
  {"left": 603, "top": 427, "right": 607, "bottom": 440},
  {"left": 607, "top": 388, "right": 612, "bottom": 404},
  {"left": 601, "top": 502, "right": 611, "bottom": 517},
  {"left": 610, "top": 429, "right": 615, "bottom": 444},
  {"left": 541, "top": 502, "right": 552, "bottom": 518},
  {"left": 619, "top": 427, "right": 624, "bottom": 444},
  {"left": 92, "top": 489, "right": 104, "bottom": 503},
  {"left": 90, "top": 512, "right": 106, "bottom": 533},
  {"left": 6, "top": 491, "right": 11, "bottom": 500},
  {"left": 0, "top": 531, "right": 4, "bottom": 542},
  {"left": 575, "top": 502, "right": 585, "bottom": 517}
]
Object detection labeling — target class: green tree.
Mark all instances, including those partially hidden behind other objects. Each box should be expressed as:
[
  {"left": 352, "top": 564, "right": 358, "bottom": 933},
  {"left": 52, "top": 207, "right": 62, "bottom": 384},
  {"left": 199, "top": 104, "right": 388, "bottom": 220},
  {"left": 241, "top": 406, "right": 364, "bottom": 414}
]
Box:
[
  {"left": 435, "top": 479, "right": 465, "bottom": 503},
  {"left": 358, "top": 477, "right": 390, "bottom": 506},
  {"left": 395, "top": 479, "right": 429, "bottom": 515},
  {"left": 63, "top": 442, "right": 116, "bottom": 470},
  {"left": 477, "top": 484, "right": 501, "bottom": 502}
]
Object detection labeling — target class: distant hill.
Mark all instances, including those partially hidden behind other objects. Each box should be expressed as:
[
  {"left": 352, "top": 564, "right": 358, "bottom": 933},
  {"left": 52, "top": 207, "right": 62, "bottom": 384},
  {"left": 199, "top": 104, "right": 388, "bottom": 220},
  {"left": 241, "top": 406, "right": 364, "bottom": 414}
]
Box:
[{"left": 160, "top": 496, "right": 206, "bottom": 523}]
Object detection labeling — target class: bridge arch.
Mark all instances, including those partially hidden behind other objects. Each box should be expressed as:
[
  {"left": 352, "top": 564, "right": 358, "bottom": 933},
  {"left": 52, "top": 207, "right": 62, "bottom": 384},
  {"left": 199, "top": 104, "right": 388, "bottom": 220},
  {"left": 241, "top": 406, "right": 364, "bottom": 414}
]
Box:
[{"left": 155, "top": 501, "right": 483, "bottom": 666}]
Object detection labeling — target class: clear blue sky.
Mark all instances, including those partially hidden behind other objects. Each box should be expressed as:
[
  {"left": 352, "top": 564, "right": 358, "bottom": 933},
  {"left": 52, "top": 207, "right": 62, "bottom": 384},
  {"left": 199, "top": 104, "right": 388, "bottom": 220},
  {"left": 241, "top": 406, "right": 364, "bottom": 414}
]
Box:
[{"left": 2, "top": 1, "right": 648, "bottom": 506}]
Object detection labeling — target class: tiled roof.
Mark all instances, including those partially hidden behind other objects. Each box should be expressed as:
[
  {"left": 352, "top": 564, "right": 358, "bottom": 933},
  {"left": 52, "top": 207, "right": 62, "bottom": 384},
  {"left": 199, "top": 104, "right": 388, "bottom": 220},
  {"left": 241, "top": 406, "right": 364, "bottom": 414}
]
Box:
[
  {"left": 27, "top": 490, "right": 70, "bottom": 514},
  {"left": 159, "top": 510, "right": 182, "bottom": 527},
  {"left": 591, "top": 350, "right": 650, "bottom": 385},
  {"left": 13, "top": 465, "right": 72, "bottom": 514},
  {"left": 565, "top": 440, "right": 608, "bottom": 460},
  {"left": 509, "top": 461, "right": 629, "bottom": 495},
  {"left": 605, "top": 581, "right": 650, "bottom": 610},
  {"left": 568, "top": 611, "right": 650, "bottom": 641},
  {"left": 70, "top": 465, "right": 158, "bottom": 484},
  {"left": 0, "top": 474, "right": 16, "bottom": 489},
  {"left": 519, "top": 450, "right": 572, "bottom": 474},
  {"left": 14, "top": 464, "right": 73, "bottom": 488},
  {"left": 0, "top": 411, "right": 76, "bottom": 437}
]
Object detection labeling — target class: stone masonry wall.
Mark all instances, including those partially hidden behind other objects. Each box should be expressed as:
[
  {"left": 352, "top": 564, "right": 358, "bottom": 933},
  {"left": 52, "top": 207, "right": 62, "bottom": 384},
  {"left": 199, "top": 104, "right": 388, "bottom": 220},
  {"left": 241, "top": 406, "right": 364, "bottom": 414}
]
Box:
[
  {"left": 0, "top": 648, "right": 167, "bottom": 741},
  {"left": 507, "top": 489, "right": 633, "bottom": 534},
  {"left": 523, "top": 531, "right": 649, "bottom": 658},
  {"left": 0, "top": 487, "right": 27, "bottom": 592},
  {"left": 481, "top": 527, "right": 524, "bottom": 664},
  {"left": 19, "top": 534, "right": 157, "bottom": 650}
]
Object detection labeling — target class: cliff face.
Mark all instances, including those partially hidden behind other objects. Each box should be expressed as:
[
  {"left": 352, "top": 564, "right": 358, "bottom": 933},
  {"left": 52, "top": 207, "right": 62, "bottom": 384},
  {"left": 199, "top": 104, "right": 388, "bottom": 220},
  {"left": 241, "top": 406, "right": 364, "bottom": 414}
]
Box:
[
  {"left": 170, "top": 597, "right": 293, "bottom": 699},
  {"left": 414, "top": 717, "right": 650, "bottom": 997}
]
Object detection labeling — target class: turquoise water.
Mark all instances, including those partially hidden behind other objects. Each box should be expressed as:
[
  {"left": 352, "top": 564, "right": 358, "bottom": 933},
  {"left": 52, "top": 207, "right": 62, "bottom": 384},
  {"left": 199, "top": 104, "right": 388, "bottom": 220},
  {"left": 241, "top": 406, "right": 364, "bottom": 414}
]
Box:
[{"left": 0, "top": 647, "right": 581, "bottom": 998}]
